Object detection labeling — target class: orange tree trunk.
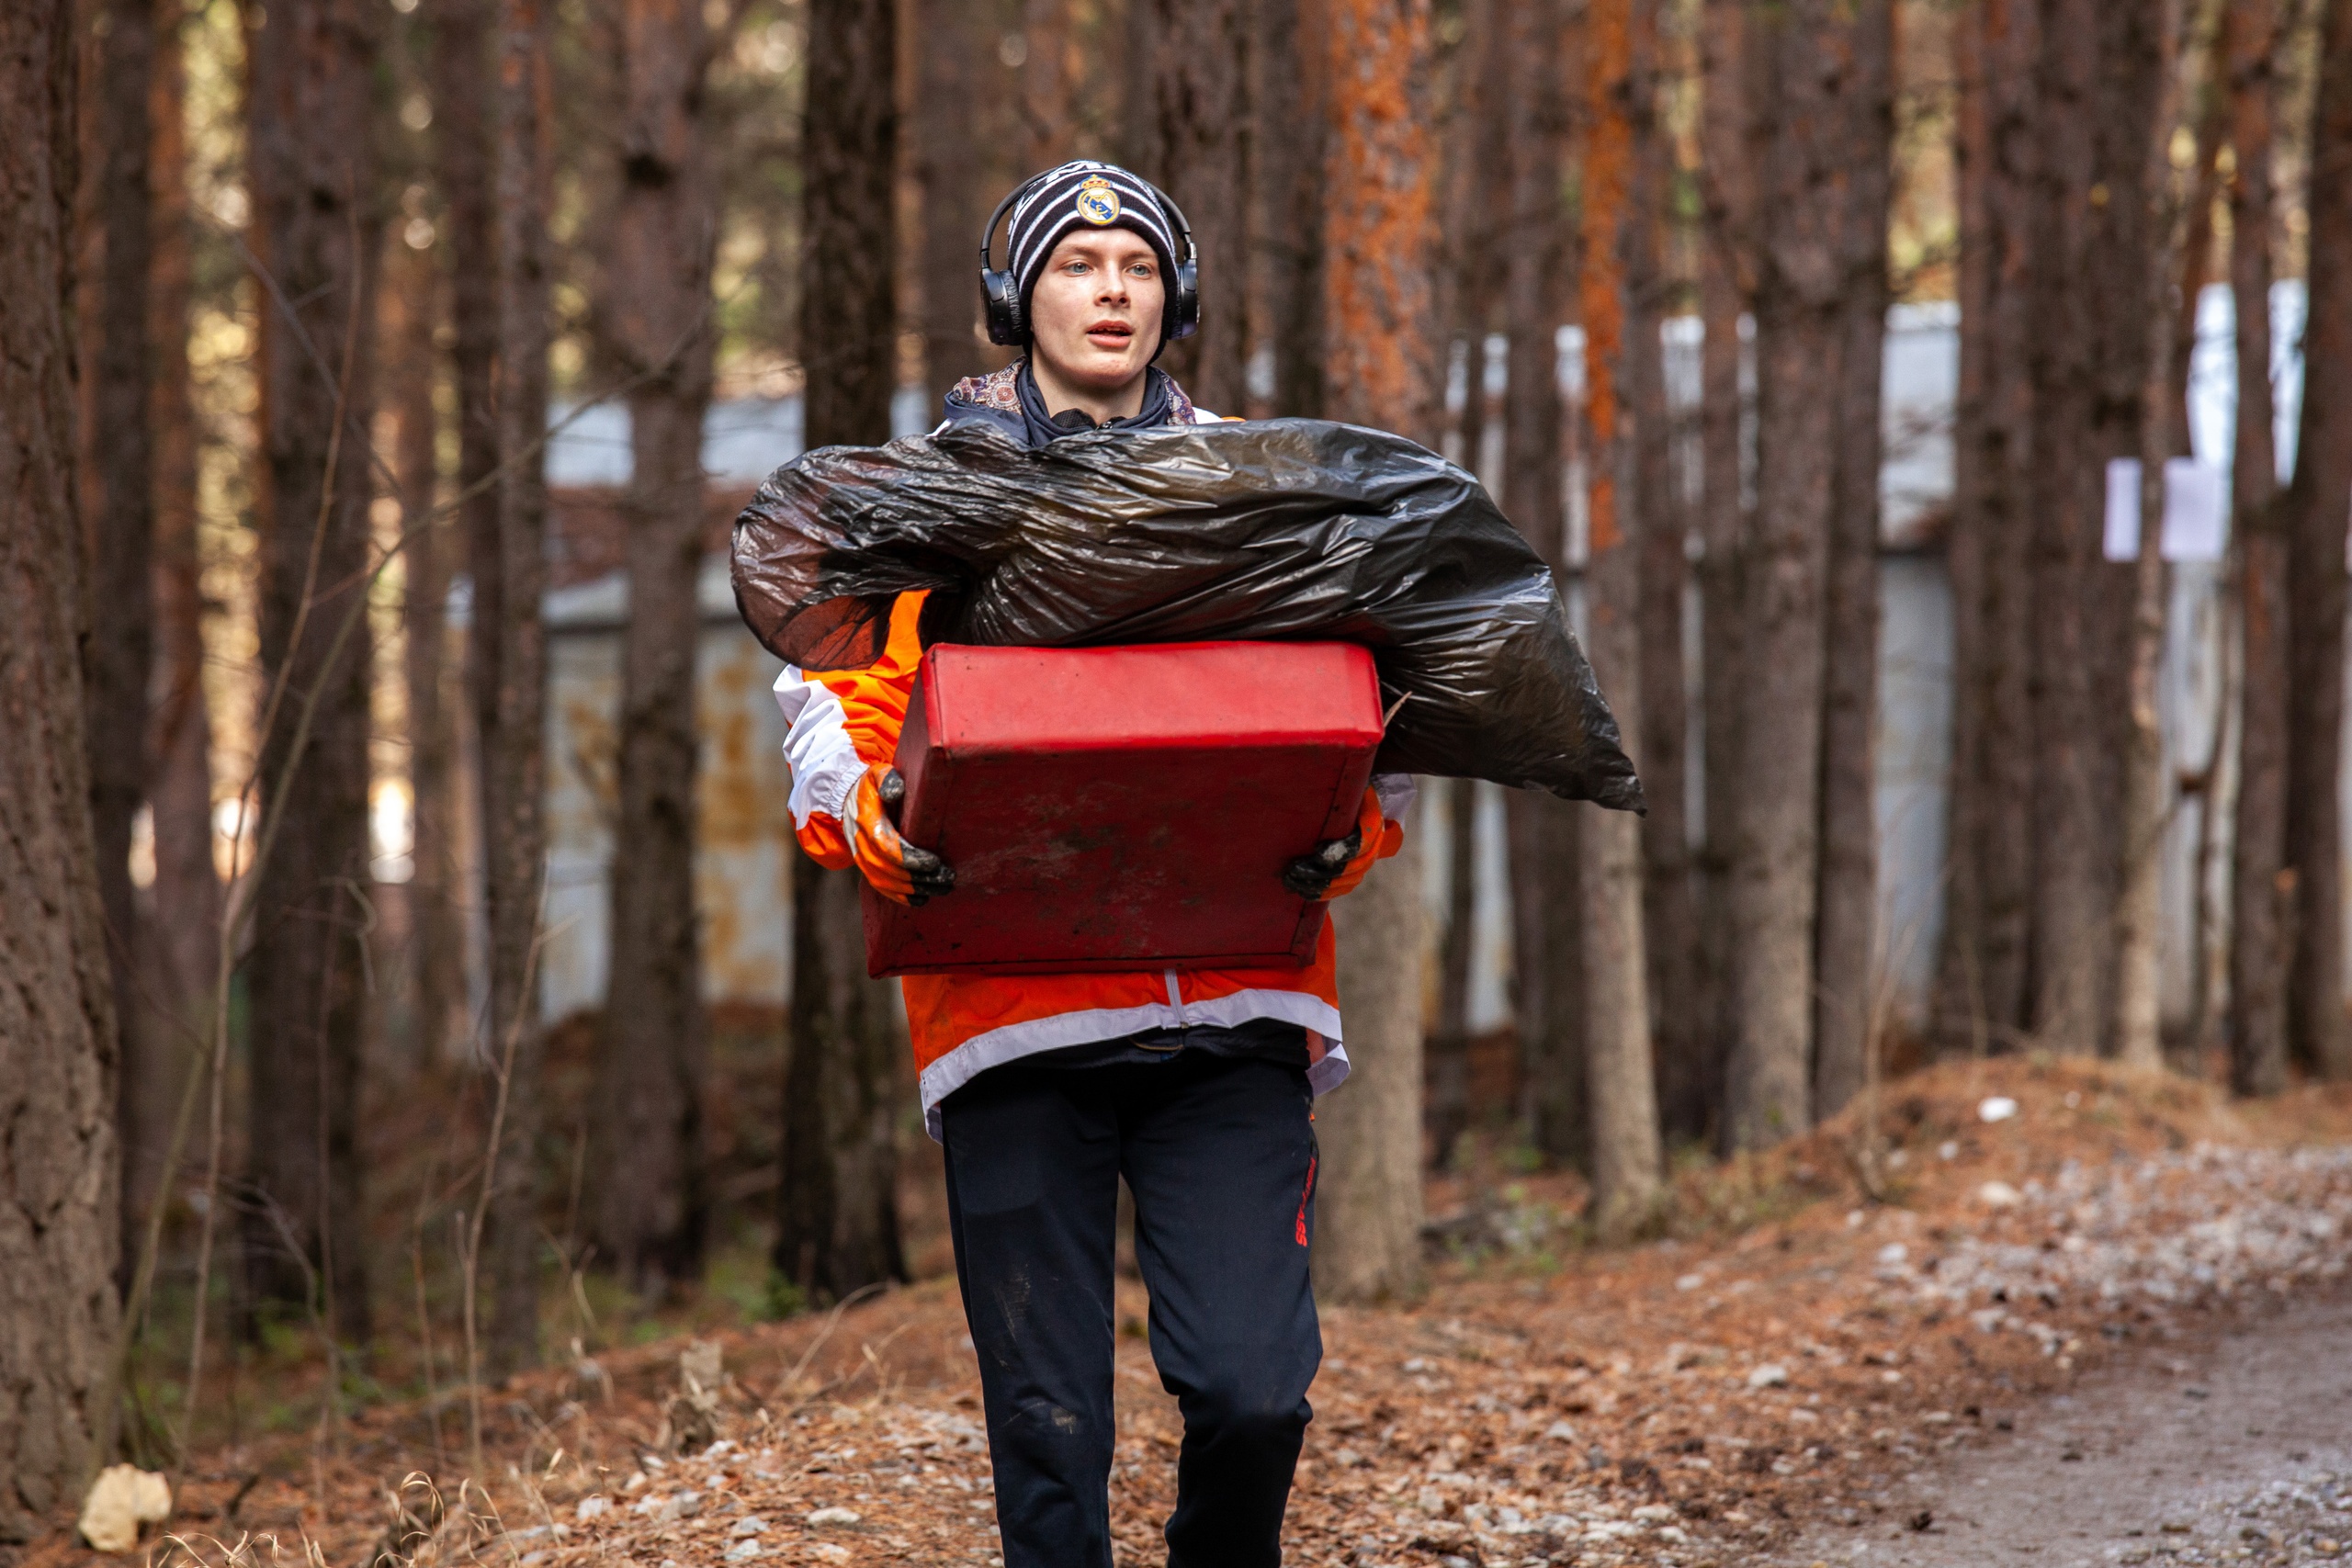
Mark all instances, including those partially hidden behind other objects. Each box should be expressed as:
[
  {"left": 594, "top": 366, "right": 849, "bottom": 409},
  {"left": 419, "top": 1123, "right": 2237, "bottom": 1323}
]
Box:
[{"left": 1314, "top": 0, "right": 1437, "bottom": 1304}]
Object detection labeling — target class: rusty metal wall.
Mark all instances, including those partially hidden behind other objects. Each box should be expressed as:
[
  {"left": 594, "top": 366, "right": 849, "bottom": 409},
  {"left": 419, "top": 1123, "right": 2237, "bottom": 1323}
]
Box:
[{"left": 540, "top": 558, "right": 797, "bottom": 1020}]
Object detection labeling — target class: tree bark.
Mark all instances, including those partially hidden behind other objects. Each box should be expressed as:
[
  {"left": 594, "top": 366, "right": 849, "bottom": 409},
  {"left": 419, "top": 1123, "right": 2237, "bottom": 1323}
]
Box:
[
  {"left": 776, "top": 863, "right": 907, "bottom": 1298},
  {"left": 1314, "top": 0, "right": 1436, "bottom": 1301},
  {"left": 1016, "top": 0, "right": 1068, "bottom": 175},
  {"left": 1627, "top": 5, "right": 1696, "bottom": 1151},
  {"left": 1935, "top": 0, "right": 2040, "bottom": 1059},
  {"left": 1724, "top": 0, "right": 1859, "bottom": 1146},
  {"left": 2109, "top": 0, "right": 2193, "bottom": 1074},
  {"left": 594, "top": 0, "right": 724, "bottom": 1300},
  {"left": 1499, "top": 0, "right": 1578, "bottom": 1168},
  {"left": 83, "top": 0, "right": 158, "bottom": 1270},
  {"left": 1426, "top": 0, "right": 1509, "bottom": 1165},
  {"left": 2228, "top": 0, "right": 2290, "bottom": 1096},
  {"left": 1690, "top": 0, "right": 1747, "bottom": 1141},
  {"left": 242, "top": 0, "right": 379, "bottom": 1345},
  {"left": 0, "top": 0, "right": 122, "bottom": 1525},
  {"left": 472, "top": 0, "right": 552, "bottom": 1375},
  {"left": 2026, "top": 0, "right": 2165, "bottom": 1057},
  {"left": 1318, "top": 841, "right": 1428, "bottom": 1300},
  {"left": 912, "top": 0, "right": 993, "bottom": 404},
  {"left": 385, "top": 231, "right": 458, "bottom": 1079},
  {"left": 780, "top": 0, "right": 906, "bottom": 1299},
  {"left": 141, "top": 0, "right": 215, "bottom": 1269},
  {"left": 1430, "top": 774, "right": 1476, "bottom": 1165},
  {"left": 2284, "top": 0, "right": 2352, "bottom": 1082},
  {"left": 1812, "top": 0, "right": 1894, "bottom": 1119},
  {"left": 1577, "top": 0, "right": 1666, "bottom": 1227},
  {"left": 1136, "top": 0, "right": 1250, "bottom": 413},
  {"left": 1256, "top": 0, "right": 1324, "bottom": 419}
]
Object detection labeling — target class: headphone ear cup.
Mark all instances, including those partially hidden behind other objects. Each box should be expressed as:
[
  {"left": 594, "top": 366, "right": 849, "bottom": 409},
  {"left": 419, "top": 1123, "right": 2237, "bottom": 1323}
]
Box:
[
  {"left": 982, "top": 268, "right": 1024, "bottom": 345},
  {"left": 1169, "top": 259, "right": 1201, "bottom": 341}
]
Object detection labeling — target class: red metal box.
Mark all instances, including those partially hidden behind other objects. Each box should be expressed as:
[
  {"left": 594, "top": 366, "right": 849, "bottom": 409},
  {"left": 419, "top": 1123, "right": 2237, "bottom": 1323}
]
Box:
[{"left": 863, "top": 640, "right": 1385, "bottom": 977}]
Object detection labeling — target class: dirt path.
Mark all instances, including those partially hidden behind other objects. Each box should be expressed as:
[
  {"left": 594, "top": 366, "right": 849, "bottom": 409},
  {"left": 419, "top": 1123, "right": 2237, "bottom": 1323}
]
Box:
[{"left": 1770, "top": 1286, "right": 2352, "bottom": 1567}]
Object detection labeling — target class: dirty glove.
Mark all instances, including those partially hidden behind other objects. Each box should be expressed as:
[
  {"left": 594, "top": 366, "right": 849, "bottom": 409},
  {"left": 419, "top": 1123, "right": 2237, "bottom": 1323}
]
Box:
[
  {"left": 848, "top": 762, "right": 956, "bottom": 906},
  {"left": 1282, "top": 788, "right": 1392, "bottom": 902}
]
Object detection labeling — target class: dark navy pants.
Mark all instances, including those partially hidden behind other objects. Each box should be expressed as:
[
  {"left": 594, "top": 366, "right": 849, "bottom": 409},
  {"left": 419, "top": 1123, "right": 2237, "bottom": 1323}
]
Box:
[{"left": 940, "top": 1049, "right": 1322, "bottom": 1568}]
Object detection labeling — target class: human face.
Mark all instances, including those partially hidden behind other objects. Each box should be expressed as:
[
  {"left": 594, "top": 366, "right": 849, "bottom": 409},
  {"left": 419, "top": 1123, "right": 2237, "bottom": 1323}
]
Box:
[{"left": 1025, "top": 229, "right": 1166, "bottom": 417}]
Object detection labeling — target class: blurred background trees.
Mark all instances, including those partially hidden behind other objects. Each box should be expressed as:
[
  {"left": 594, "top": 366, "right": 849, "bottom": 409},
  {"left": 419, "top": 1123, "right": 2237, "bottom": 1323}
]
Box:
[{"left": 9, "top": 0, "right": 2352, "bottom": 1453}]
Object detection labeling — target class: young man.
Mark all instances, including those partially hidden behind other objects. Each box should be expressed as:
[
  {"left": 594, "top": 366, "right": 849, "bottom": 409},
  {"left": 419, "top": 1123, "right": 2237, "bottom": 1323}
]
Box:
[{"left": 773, "top": 160, "right": 1413, "bottom": 1568}]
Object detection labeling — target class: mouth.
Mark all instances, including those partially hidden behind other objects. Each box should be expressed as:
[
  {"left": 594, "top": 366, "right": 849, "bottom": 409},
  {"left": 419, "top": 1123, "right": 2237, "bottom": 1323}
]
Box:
[{"left": 1084, "top": 320, "right": 1136, "bottom": 349}]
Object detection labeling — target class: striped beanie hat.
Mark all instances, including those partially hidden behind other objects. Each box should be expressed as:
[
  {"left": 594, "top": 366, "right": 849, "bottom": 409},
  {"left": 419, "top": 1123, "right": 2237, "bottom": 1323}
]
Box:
[{"left": 1004, "top": 161, "right": 1184, "bottom": 341}]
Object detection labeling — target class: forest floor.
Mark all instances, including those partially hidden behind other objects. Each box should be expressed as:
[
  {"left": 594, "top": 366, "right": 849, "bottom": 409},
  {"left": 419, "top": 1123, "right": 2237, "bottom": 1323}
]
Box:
[{"left": 24, "top": 1055, "right": 2352, "bottom": 1568}]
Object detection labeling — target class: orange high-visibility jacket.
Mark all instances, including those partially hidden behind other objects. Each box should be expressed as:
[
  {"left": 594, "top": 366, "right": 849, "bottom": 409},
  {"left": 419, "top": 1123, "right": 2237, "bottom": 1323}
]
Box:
[{"left": 774, "top": 590, "right": 1411, "bottom": 1138}]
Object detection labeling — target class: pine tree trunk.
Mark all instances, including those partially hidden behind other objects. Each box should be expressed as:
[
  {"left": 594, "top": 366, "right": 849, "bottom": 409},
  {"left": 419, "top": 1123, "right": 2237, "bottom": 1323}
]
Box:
[
  {"left": 2227, "top": 0, "right": 2289, "bottom": 1096},
  {"left": 1313, "top": 0, "right": 1436, "bottom": 1302},
  {"left": 1137, "top": 0, "right": 1250, "bottom": 413},
  {"left": 2109, "top": 0, "right": 2190, "bottom": 1074},
  {"left": 243, "top": 0, "right": 379, "bottom": 1345},
  {"left": 1430, "top": 775, "right": 1476, "bottom": 1165},
  {"left": 141, "top": 0, "right": 215, "bottom": 1268},
  {"left": 431, "top": 0, "right": 497, "bottom": 920},
  {"left": 0, "top": 0, "right": 123, "bottom": 1523},
  {"left": 1690, "top": 0, "right": 1746, "bottom": 1142},
  {"left": 2285, "top": 0, "right": 2352, "bottom": 1083},
  {"left": 475, "top": 0, "right": 551, "bottom": 1375},
  {"left": 779, "top": 0, "right": 906, "bottom": 1299},
  {"left": 1427, "top": 3, "right": 1510, "bottom": 1165},
  {"left": 777, "top": 863, "right": 907, "bottom": 1298},
  {"left": 1577, "top": 0, "right": 1665, "bottom": 1227},
  {"left": 1628, "top": 15, "right": 1694, "bottom": 1151},
  {"left": 1256, "top": 0, "right": 1324, "bottom": 419},
  {"left": 2026, "top": 0, "right": 2165, "bottom": 1057},
  {"left": 385, "top": 233, "right": 458, "bottom": 1080},
  {"left": 1319, "top": 842, "right": 1428, "bottom": 1300},
  {"left": 83, "top": 0, "right": 157, "bottom": 1253},
  {"left": 1724, "top": 0, "right": 1867, "bottom": 1146},
  {"left": 1499, "top": 0, "right": 1579, "bottom": 1168},
  {"left": 594, "top": 0, "right": 724, "bottom": 1300},
  {"left": 1812, "top": 0, "right": 1893, "bottom": 1119},
  {"left": 1935, "top": 0, "right": 2039, "bottom": 1059},
  {"left": 913, "top": 0, "right": 992, "bottom": 404},
  {"left": 1016, "top": 0, "right": 1068, "bottom": 175}
]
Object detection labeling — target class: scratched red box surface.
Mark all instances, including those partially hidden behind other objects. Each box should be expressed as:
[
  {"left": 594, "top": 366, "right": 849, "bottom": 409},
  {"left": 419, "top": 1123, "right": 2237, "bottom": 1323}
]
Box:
[{"left": 862, "top": 640, "right": 1385, "bottom": 977}]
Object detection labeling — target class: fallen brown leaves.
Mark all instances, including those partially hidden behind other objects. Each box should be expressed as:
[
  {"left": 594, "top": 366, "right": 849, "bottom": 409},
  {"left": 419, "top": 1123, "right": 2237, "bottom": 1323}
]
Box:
[{"left": 28, "top": 1056, "right": 2352, "bottom": 1568}]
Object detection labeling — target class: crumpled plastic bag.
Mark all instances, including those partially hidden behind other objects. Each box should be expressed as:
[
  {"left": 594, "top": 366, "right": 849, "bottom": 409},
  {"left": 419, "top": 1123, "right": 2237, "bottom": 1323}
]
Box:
[{"left": 730, "top": 417, "right": 1643, "bottom": 810}]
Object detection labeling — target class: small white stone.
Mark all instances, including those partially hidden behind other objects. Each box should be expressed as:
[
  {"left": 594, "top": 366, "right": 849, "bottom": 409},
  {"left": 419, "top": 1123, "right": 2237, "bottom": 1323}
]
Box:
[
  {"left": 1978, "top": 1180, "right": 2024, "bottom": 1208},
  {"left": 1978, "top": 1096, "right": 2019, "bottom": 1123},
  {"left": 1747, "top": 1363, "right": 1791, "bottom": 1390},
  {"left": 729, "top": 1516, "right": 766, "bottom": 1537},
  {"left": 575, "top": 1495, "right": 610, "bottom": 1521},
  {"left": 806, "top": 1506, "right": 863, "bottom": 1527}
]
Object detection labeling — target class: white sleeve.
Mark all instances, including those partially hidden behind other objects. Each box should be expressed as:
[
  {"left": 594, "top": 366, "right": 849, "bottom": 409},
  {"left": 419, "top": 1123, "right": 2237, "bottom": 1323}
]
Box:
[
  {"left": 1372, "top": 773, "right": 1418, "bottom": 823},
  {"left": 773, "top": 668, "right": 866, "bottom": 829}
]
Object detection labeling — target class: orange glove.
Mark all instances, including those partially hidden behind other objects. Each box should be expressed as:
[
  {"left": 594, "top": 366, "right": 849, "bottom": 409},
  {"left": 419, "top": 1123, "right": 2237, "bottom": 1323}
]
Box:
[
  {"left": 847, "top": 763, "right": 956, "bottom": 906},
  {"left": 1282, "top": 787, "right": 1398, "bottom": 901}
]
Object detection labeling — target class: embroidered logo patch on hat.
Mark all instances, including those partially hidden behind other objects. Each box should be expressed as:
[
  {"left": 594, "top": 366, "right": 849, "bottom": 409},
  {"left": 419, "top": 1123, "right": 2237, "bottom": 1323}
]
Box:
[{"left": 1074, "top": 175, "right": 1120, "bottom": 226}]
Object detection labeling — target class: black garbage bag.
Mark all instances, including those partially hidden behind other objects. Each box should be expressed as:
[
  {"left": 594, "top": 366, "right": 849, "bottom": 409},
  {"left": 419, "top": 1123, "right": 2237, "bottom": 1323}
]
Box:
[{"left": 730, "top": 417, "right": 1644, "bottom": 811}]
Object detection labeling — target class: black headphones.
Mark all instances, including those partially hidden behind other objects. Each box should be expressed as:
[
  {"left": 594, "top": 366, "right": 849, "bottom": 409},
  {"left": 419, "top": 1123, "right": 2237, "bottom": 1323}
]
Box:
[{"left": 978, "top": 170, "right": 1200, "bottom": 347}]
